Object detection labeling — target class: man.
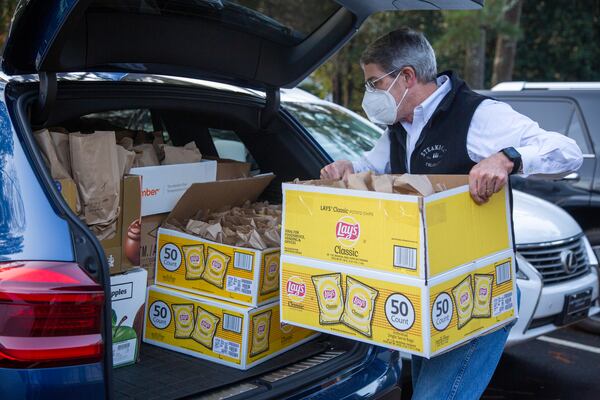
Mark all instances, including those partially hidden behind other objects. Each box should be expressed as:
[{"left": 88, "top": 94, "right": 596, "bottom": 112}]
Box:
[{"left": 321, "top": 28, "right": 582, "bottom": 399}]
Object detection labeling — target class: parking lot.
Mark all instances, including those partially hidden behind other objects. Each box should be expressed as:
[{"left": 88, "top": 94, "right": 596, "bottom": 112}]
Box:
[{"left": 484, "top": 327, "right": 600, "bottom": 399}]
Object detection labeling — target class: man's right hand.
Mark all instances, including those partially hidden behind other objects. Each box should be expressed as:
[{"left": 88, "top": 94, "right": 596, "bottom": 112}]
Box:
[{"left": 320, "top": 160, "right": 354, "bottom": 180}]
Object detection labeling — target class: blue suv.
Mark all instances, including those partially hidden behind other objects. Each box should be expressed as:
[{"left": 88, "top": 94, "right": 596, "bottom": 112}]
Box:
[{"left": 0, "top": 1, "right": 482, "bottom": 399}]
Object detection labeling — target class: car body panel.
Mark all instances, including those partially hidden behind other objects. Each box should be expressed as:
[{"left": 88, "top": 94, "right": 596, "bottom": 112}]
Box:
[
  {"left": 534, "top": 267, "right": 598, "bottom": 319},
  {"left": 0, "top": 363, "right": 105, "bottom": 400},
  {"left": 512, "top": 190, "right": 582, "bottom": 244},
  {"left": 291, "top": 348, "right": 401, "bottom": 400},
  {"left": 0, "top": 84, "right": 74, "bottom": 261}
]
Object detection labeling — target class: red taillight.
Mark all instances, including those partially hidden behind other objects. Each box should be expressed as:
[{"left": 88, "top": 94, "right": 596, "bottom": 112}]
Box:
[{"left": 0, "top": 261, "right": 105, "bottom": 368}]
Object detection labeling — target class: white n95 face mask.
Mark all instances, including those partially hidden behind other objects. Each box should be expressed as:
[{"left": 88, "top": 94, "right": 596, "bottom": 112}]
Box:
[{"left": 361, "top": 73, "right": 409, "bottom": 126}]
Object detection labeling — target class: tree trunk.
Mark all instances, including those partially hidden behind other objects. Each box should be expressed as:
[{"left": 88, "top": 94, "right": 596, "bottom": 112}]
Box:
[
  {"left": 331, "top": 62, "right": 343, "bottom": 105},
  {"left": 491, "top": 0, "right": 523, "bottom": 86},
  {"left": 464, "top": 27, "right": 486, "bottom": 89}
]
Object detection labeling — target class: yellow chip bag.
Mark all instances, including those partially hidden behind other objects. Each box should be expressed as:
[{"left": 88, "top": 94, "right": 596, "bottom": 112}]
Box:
[
  {"left": 340, "top": 276, "right": 378, "bottom": 337},
  {"left": 473, "top": 274, "right": 493, "bottom": 318},
  {"left": 191, "top": 307, "right": 220, "bottom": 349},
  {"left": 311, "top": 273, "right": 344, "bottom": 325},
  {"left": 250, "top": 310, "right": 272, "bottom": 357},
  {"left": 183, "top": 244, "right": 205, "bottom": 280},
  {"left": 202, "top": 247, "right": 231, "bottom": 289},
  {"left": 260, "top": 253, "right": 280, "bottom": 295},
  {"left": 452, "top": 275, "right": 474, "bottom": 329},
  {"left": 171, "top": 303, "right": 195, "bottom": 338}
]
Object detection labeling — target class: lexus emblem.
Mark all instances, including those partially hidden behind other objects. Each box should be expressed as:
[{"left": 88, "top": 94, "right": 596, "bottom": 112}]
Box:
[{"left": 560, "top": 250, "right": 577, "bottom": 274}]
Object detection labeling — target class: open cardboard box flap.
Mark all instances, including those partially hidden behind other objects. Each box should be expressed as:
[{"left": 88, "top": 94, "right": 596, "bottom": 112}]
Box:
[
  {"left": 167, "top": 173, "right": 276, "bottom": 223},
  {"left": 293, "top": 173, "right": 469, "bottom": 197},
  {"left": 427, "top": 175, "right": 469, "bottom": 192}
]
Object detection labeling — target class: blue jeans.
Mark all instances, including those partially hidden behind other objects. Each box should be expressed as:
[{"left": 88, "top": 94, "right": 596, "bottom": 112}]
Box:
[{"left": 411, "top": 287, "right": 521, "bottom": 400}]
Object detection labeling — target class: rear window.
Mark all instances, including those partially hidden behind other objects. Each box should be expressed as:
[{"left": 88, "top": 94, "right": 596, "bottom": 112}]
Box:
[
  {"left": 285, "top": 101, "right": 383, "bottom": 161},
  {"left": 91, "top": 0, "right": 341, "bottom": 46},
  {"left": 503, "top": 99, "right": 592, "bottom": 154}
]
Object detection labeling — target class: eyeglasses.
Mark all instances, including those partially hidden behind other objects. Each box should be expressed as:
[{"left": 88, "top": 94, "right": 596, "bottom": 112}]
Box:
[{"left": 365, "top": 66, "right": 403, "bottom": 92}]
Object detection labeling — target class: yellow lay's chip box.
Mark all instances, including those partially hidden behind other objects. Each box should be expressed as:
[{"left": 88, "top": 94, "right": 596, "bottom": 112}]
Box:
[
  {"left": 282, "top": 175, "right": 513, "bottom": 280},
  {"left": 143, "top": 285, "right": 319, "bottom": 369},
  {"left": 280, "top": 249, "right": 517, "bottom": 358},
  {"left": 155, "top": 174, "right": 280, "bottom": 306},
  {"left": 156, "top": 228, "right": 280, "bottom": 306}
]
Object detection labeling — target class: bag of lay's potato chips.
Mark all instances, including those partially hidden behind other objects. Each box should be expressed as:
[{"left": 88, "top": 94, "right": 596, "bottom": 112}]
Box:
[
  {"left": 172, "top": 303, "right": 195, "bottom": 338},
  {"left": 183, "top": 244, "right": 205, "bottom": 280},
  {"left": 340, "top": 276, "right": 378, "bottom": 337},
  {"left": 202, "top": 247, "right": 231, "bottom": 289},
  {"left": 250, "top": 310, "right": 272, "bottom": 357},
  {"left": 473, "top": 274, "right": 493, "bottom": 318},
  {"left": 260, "top": 253, "right": 280, "bottom": 295},
  {"left": 191, "top": 307, "right": 220, "bottom": 349},
  {"left": 452, "top": 275, "right": 474, "bottom": 329},
  {"left": 311, "top": 273, "right": 344, "bottom": 325}
]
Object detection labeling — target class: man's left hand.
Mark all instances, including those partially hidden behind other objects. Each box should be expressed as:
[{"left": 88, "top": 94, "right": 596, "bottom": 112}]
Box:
[{"left": 469, "top": 153, "right": 514, "bottom": 205}]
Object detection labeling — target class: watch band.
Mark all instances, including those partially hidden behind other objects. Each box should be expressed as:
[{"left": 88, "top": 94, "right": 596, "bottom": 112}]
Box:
[{"left": 501, "top": 147, "right": 522, "bottom": 175}]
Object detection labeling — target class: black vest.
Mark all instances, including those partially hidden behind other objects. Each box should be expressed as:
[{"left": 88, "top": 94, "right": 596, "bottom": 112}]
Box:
[
  {"left": 389, "top": 71, "right": 489, "bottom": 174},
  {"left": 388, "top": 72, "right": 519, "bottom": 269}
]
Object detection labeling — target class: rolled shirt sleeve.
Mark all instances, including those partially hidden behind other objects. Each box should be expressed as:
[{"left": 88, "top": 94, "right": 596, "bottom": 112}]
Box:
[{"left": 467, "top": 100, "right": 583, "bottom": 176}]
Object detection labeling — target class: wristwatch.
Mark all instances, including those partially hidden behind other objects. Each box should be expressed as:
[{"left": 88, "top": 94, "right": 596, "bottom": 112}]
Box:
[{"left": 501, "top": 147, "right": 522, "bottom": 175}]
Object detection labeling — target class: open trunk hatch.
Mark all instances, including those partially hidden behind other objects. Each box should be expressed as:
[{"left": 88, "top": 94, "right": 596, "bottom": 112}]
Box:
[{"left": 2, "top": 0, "right": 482, "bottom": 90}]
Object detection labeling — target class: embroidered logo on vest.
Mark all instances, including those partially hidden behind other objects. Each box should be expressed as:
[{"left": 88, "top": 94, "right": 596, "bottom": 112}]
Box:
[{"left": 419, "top": 144, "right": 448, "bottom": 168}]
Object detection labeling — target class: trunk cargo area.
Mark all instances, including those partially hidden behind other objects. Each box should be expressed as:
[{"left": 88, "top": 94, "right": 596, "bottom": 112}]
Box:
[{"left": 114, "top": 337, "right": 347, "bottom": 400}]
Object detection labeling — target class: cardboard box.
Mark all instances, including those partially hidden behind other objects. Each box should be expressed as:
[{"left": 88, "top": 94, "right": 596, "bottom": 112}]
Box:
[
  {"left": 54, "top": 178, "right": 78, "bottom": 213},
  {"left": 155, "top": 174, "right": 279, "bottom": 306},
  {"left": 143, "top": 285, "right": 319, "bottom": 370},
  {"left": 102, "top": 175, "right": 141, "bottom": 275},
  {"left": 120, "top": 175, "right": 142, "bottom": 272},
  {"left": 140, "top": 213, "right": 168, "bottom": 282},
  {"left": 281, "top": 175, "right": 513, "bottom": 280},
  {"left": 131, "top": 161, "right": 217, "bottom": 216},
  {"left": 215, "top": 159, "right": 251, "bottom": 180},
  {"left": 280, "top": 250, "right": 517, "bottom": 358},
  {"left": 56, "top": 175, "right": 142, "bottom": 275},
  {"left": 133, "top": 161, "right": 218, "bottom": 277},
  {"left": 110, "top": 268, "right": 148, "bottom": 367}
]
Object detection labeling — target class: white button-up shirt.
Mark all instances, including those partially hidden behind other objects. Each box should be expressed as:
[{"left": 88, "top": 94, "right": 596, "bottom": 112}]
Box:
[{"left": 352, "top": 75, "right": 583, "bottom": 176}]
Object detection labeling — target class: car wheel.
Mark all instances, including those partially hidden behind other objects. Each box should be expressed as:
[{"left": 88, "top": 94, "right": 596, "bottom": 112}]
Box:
[{"left": 575, "top": 228, "right": 600, "bottom": 334}]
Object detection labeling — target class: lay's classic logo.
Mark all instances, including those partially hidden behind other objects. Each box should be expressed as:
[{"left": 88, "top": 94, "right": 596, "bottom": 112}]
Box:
[
  {"left": 211, "top": 259, "right": 223, "bottom": 270},
  {"left": 190, "top": 255, "right": 201, "bottom": 265},
  {"left": 179, "top": 314, "right": 190, "bottom": 322},
  {"left": 460, "top": 292, "right": 470, "bottom": 305},
  {"left": 201, "top": 319, "right": 212, "bottom": 330},
  {"left": 335, "top": 216, "right": 360, "bottom": 247},
  {"left": 257, "top": 322, "right": 266, "bottom": 336},
  {"left": 352, "top": 295, "right": 367, "bottom": 309},
  {"left": 323, "top": 289, "right": 337, "bottom": 300},
  {"left": 287, "top": 276, "right": 306, "bottom": 303}
]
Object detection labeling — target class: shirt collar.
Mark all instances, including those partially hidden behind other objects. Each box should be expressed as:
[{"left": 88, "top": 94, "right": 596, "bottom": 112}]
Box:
[{"left": 413, "top": 75, "right": 452, "bottom": 125}]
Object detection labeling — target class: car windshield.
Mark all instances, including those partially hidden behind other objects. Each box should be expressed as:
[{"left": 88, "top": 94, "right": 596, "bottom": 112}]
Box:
[{"left": 285, "top": 101, "right": 382, "bottom": 161}]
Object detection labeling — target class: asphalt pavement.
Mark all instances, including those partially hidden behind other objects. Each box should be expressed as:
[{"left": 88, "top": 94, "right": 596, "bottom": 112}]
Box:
[{"left": 483, "top": 327, "right": 600, "bottom": 399}]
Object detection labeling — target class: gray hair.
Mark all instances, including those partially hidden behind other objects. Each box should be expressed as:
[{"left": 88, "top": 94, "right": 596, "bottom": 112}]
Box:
[{"left": 360, "top": 28, "right": 437, "bottom": 83}]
